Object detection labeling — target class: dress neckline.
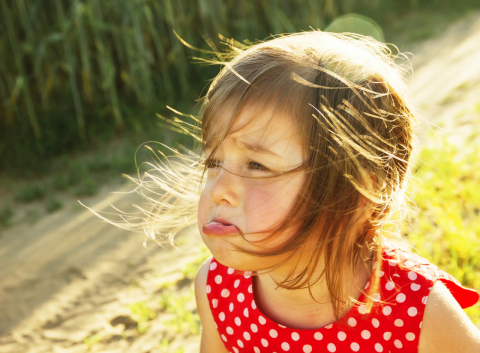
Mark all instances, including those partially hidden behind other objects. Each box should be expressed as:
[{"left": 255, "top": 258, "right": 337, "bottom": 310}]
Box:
[{"left": 246, "top": 258, "right": 376, "bottom": 332}]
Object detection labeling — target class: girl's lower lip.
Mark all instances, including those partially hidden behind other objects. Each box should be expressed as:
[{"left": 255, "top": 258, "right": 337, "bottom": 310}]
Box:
[{"left": 203, "top": 221, "right": 240, "bottom": 235}]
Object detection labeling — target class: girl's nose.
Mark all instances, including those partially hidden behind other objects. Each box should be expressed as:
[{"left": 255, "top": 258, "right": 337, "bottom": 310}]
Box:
[{"left": 210, "top": 168, "right": 240, "bottom": 208}]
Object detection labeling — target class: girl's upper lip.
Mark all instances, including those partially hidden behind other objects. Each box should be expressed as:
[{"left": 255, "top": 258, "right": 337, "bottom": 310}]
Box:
[
  {"left": 211, "top": 218, "right": 234, "bottom": 226},
  {"left": 203, "top": 219, "right": 241, "bottom": 235}
]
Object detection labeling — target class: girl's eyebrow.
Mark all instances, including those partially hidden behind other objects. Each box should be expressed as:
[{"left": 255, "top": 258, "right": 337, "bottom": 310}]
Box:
[
  {"left": 238, "top": 140, "right": 279, "bottom": 157},
  {"left": 204, "top": 138, "right": 279, "bottom": 157}
]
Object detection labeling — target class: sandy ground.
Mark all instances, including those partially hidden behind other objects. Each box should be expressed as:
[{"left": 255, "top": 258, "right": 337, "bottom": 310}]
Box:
[{"left": 1, "top": 11, "right": 480, "bottom": 353}]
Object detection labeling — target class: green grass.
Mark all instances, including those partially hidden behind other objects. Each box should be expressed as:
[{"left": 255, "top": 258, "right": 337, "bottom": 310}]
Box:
[
  {"left": 407, "top": 135, "right": 480, "bottom": 324},
  {"left": 15, "top": 185, "right": 45, "bottom": 203},
  {"left": 0, "top": 205, "right": 14, "bottom": 227},
  {"left": 127, "top": 301, "right": 156, "bottom": 334},
  {"left": 45, "top": 197, "right": 63, "bottom": 213}
]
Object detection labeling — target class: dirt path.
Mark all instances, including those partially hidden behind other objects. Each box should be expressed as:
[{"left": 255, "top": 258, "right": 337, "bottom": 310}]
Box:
[{"left": 1, "top": 11, "right": 480, "bottom": 353}]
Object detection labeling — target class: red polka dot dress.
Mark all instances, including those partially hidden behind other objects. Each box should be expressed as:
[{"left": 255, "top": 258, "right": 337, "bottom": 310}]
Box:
[{"left": 206, "top": 242, "right": 479, "bottom": 353}]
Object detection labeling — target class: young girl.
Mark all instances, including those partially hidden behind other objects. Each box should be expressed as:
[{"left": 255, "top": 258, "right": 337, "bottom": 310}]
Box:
[{"left": 117, "top": 31, "right": 480, "bottom": 352}]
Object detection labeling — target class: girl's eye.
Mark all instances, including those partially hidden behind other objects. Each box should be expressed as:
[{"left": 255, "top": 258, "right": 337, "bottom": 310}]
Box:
[
  {"left": 247, "top": 160, "right": 270, "bottom": 172},
  {"left": 204, "top": 158, "right": 221, "bottom": 169}
]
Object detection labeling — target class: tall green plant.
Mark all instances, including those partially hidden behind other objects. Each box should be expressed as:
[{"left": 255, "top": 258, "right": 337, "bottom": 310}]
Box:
[{"left": 1, "top": 0, "right": 477, "bottom": 171}]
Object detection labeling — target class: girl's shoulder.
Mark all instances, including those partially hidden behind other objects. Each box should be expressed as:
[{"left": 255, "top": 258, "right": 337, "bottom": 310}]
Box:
[{"left": 380, "top": 240, "right": 479, "bottom": 309}]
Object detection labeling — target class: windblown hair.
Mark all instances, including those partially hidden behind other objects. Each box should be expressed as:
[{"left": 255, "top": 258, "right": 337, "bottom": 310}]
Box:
[{"left": 92, "top": 31, "right": 417, "bottom": 320}]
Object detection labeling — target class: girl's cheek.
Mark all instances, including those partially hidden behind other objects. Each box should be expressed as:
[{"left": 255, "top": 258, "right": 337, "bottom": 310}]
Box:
[
  {"left": 197, "top": 181, "right": 214, "bottom": 227},
  {"left": 245, "top": 181, "right": 298, "bottom": 230}
]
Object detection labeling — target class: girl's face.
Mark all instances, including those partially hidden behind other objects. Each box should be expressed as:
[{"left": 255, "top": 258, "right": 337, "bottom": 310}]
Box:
[{"left": 198, "top": 105, "right": 306, "bottom": 271}]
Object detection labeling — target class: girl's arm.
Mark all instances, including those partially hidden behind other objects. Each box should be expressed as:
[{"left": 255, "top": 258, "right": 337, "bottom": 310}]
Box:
[
  {"left": 195, "top": 256, "right": 230, "bottom": 353},
  {"left": 418, "top": 281, "right": 480, "bottom": 353}
]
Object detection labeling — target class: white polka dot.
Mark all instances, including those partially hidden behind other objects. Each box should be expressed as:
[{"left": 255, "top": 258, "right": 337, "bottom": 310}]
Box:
[
  {"left": 383, "top": 332, "right": 392, "bottom": 341},
  {"left": 238, "top": 293, "right": 245, "bottom": 302},
  {"left": 252, "top": 300, "right": 257, "bottom": 310},
  {"left": 244, "top": 332, "right": 251, "bottom": 341},
  {"left": 303, "top": 345, "right": 313, "bottom": 353},
  {"left": 376, "top": 270, "right": 384, "bottom": 277},
  {"left": 233, "top": 347, "right": 239, "bottom": 353},
  {"left": 215, "top": 322, "right": 217, "bottom": 328},
  {"left": 408, "top": 307, "right": 418, "bottom": 317},
  {"left": 364, "top": 282, "right": 370, "bottom": 289},
  {"left": 221, "top": 289, "right": 230, "bottom": 297},
  {"left": 212, "top": 299, "right": 218, "bottom": 308},
  {"left": 229, "top": 302, "right": 234, "bottom": 312},
  {"left": 394, "top": 339, "right": 402, "bottom": 348},
  {"left": 281, "top": 342, "right": 290, "bottom": 351},
  {"left": 393, "top": 273, "right": 400, "bottom": 277},
  {"left": 226, "top": 327, "right": 234, "bottom": 335},
  {"left": 408, "top": 271, "right": 417, "bottom": 281},
  {"left": 373, "top": 262, "right": 377, "bottom": 269},
  {"left": 244, "top": 307, "right": 249, "bottom": 317},
  {"left": 382, "top": 306, "right": 392, "bottom": 316},
  {"left": 206, "top": 285, "right": 212, "bottom": 294},
  {"left": 358, "top": 305, "right": 367, "bottom": 314},
  {"left": 422, "top": 296, "right": 428, "bottom": 305},
  {"left": 373, "top": 293, "right": 381, "bottom": 302},
  {"left": 292, "top": 332, "right": 300, "bottom": 341},
  {"left": 215, "top": 275, "right": 222, "bottom": 284},
  {"left": 254, "top": 348, "right": 260, "bottom": 353},
  {"left": 372, "top": 318, "right": 380, "bottom": 328},
  {"left": 251, "top": 323, "right": 258, "bottom": 332},
  {"left": 385, "top": 282, "right": 395, "bottom": 290},
  {"left": 350, "top": 342, "right": 360, "bottom": 351},
  {"left": 396, "top": 293, "right": 406, "bottom": 303},
  {"left": 361, "top": 330, "right": 371, "bottom": 339},
  {"left": 325, "top": 324, "right": 333, "bottom": 329},
  {"left": 261, "top": 338, "right": 268, "bottom": 347},
  {"left": 314, "top": 332, "right": 323, "bottom": 340},
  {"left": 227, "top": 267, "right": 235, "bottom": 274},
  {"left": 388, "top": 260, "right": 398, "bottom": 266},
  {"left": 411, "top": 283, "right": 421, "bottom": 291},
  {"left": 278, "top": 324, "right": 286, "bottom": 328},
  {"left": 210, "top": 262, "right": 217, "bottom": 270},
  {"left": 259, "top": 316, "right": 266, "bottom": 325},
  {"left": 219, "top": 312, "right": 225, "bottom": 321},
  {"left": 419, "top": 321, "right": 423, "bottom": 328},
  {"left": 406, "top": 332, "right": 415, "bottom": 341},
  {"left": 234, "top": 279, "right": 240, "bottom": 288},
  {"left": 237, "top": 339, "right": 244, "bottom": 348},
  {"left": 248, "top": 284, "right": 253, "bottom": 293},
  {"left": 269, "top": 329, "right": 278, "bottom": 338},
  {"left": 234, "top": 317, "right": 241, "bottom": 326},
  {"left": 375, "top": 343, "right": 383, "bottom": 352},
  {"left": 221, "top": 334, "right": 227, "bottom": 342},
  {"left": 348, "top": 317, "right": 357, "bottom": 327},
  {"left": 244, "top": 271, "right": 252, "bottom": 278},
  {"left": 394, "top": 319, "right": 403, "bottom": 327},
  {"left": 338, "top": 331, "right": 346, "bottom": 341},
  {"left": 327, "top": 343, "right": 336, "bottom": 352}
]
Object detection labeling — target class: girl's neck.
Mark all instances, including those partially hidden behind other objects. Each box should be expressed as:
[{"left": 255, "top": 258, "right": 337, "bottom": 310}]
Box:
[{"left": 252, "top": 253, "right": 373, "bottom": 330}]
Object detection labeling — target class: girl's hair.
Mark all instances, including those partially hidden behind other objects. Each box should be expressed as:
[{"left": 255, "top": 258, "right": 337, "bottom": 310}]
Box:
[{"left": 98, "top": 31, "right": 416, "bottom": 320}]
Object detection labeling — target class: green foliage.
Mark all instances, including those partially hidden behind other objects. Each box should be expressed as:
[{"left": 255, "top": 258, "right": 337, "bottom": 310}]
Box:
[
  {"left": 15, "top": 185, "right": 46, "bottom": 203},
  {"left": 2, "top": 0, "right": 478, "bottom": 173},
  {"left": 408, "top": 136, "right": 480, "bottom": 324},
  {"left": 83, "top": 333, "right": 101, "bottom": 350},
  {"left": 127, "top": 301, "right": 156, "bottom": 334},
  {"left": 45, "top": 197, "right": 63, "bottom": 213},
  {"left": 160, "top": 290, "right": 201, "bottom": 335},
  {"left": 0, "top": 205, "right": 14, "bottom": 227}
]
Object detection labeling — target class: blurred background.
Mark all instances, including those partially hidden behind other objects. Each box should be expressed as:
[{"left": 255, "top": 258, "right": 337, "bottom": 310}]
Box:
[{"left": 1, "top": 1, "right": 480, "bottom": 352}]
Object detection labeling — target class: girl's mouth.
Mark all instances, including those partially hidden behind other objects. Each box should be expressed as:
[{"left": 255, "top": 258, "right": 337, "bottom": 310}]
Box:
[{"left": 203, "top": 220, "right": 240, "bottom": 235}]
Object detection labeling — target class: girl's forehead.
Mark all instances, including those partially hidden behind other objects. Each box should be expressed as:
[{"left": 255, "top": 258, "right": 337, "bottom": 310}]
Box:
[{"left": 206, "top": 105, "right": 303, "bottom": 152}]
